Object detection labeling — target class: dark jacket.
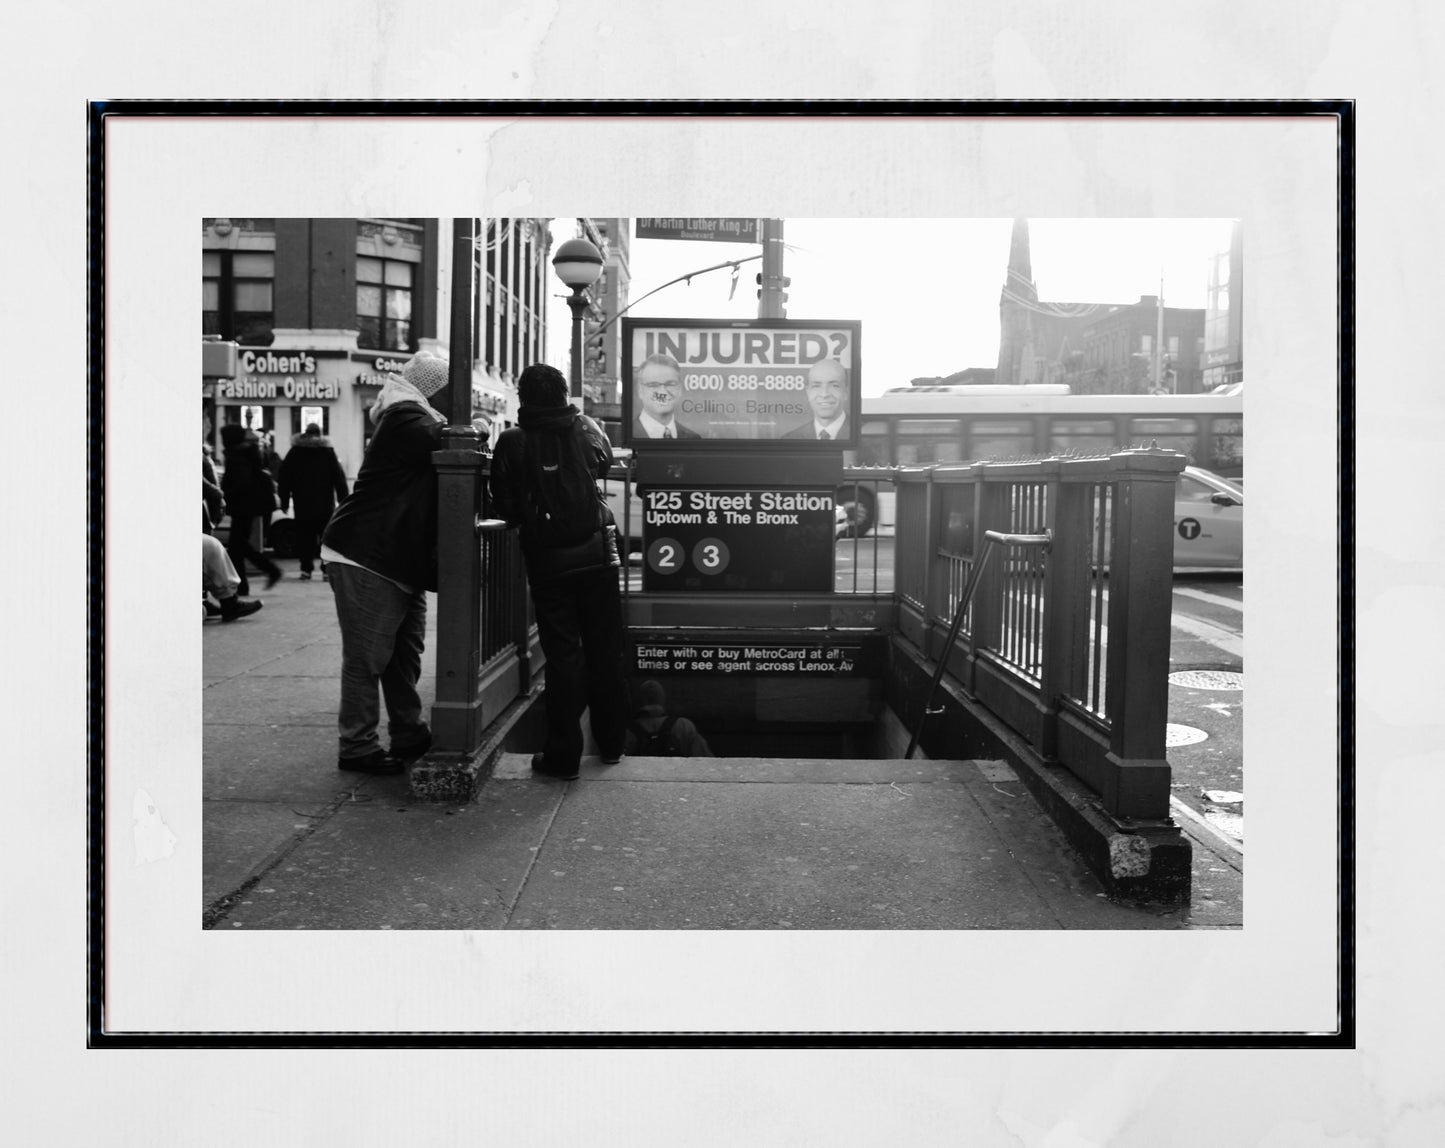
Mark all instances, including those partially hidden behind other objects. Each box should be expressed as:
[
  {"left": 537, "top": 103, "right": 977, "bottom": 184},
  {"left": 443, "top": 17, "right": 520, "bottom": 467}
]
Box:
[
  {"left": 219, "top": 426, "right": 277, "bottom": 518},
  {"left": 202, "top": 452, "right": 224, "bottom": 533},
  {"left": 490, "top": 405, "right": 618, "bottom": 581},
  {"left": 624, "top": 706, "right": 713, "bottom": 756},
  {"left": 278, "top": 432, "right": 349, "bottom": 521},
  {"left": 321, "top": 401, "right": 444, "bottom": 590}
]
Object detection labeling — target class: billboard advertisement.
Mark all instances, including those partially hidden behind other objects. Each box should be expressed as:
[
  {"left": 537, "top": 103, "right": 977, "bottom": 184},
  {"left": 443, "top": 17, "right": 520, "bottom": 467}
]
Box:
[{"left": 621, "top": 318, "right": 861, "bottom": 448}]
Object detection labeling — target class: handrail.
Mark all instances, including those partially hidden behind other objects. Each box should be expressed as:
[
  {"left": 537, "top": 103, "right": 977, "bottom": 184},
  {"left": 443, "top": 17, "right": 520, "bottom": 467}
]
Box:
[{"left": 904, "top": 529, "right": 1051, "bottom": 759}]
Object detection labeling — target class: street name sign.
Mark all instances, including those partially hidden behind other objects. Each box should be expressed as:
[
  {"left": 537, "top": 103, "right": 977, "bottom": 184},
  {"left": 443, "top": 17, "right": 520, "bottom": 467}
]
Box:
[{"left": 635, "top": 218, "right": 760, "bottom": 243}]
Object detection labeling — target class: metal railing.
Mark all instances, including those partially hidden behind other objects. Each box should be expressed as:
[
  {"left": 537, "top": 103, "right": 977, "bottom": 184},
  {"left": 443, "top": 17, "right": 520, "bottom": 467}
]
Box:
[
  {"left": 431, "top": 442, "right": 1183, "bottom": 823},
  {"left": 892, "top": 448, "right": 1186, "bottom": 819}
]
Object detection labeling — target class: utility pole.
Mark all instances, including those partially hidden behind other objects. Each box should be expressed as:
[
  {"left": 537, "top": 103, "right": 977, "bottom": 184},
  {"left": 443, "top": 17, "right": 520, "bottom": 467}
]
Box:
[
  {"left": 758, "top": 218, "right": 787, "bottom": 318},
  {"left": 1154, "top": 273, "right": 1165, "bottom": 392}
]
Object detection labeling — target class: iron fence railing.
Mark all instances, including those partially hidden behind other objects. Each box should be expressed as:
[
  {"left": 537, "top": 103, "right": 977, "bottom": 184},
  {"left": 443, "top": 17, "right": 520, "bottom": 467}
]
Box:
[{"left": 891, "top": 448, "right": 1186, "bottom": 819}]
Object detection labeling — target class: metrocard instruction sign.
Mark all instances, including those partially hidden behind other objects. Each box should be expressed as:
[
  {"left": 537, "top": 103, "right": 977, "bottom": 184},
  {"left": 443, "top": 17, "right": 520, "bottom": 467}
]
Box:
[{"left": 633, "top": 640, "right": 872, "bottom": 676}]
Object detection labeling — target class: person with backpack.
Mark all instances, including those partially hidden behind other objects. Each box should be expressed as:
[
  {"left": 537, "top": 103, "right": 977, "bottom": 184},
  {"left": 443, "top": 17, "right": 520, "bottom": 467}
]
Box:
[
  {"left": 320, "top": 350, "right": 450, "bottom": 775},
  {"left": 489, "top": 362, "right": 628, "bottom": 781},
  {"left": 624, "top": 679, "right": 712, "bottom": 757}
]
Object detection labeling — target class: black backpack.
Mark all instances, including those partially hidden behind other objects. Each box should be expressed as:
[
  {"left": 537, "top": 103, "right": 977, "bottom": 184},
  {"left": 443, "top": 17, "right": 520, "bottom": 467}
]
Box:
[
  {"left": 519, "top": 419, "right": 603, "bottom": 548},
  {"left": 629, "top": 715, "right": 679, "bottom": 756}
]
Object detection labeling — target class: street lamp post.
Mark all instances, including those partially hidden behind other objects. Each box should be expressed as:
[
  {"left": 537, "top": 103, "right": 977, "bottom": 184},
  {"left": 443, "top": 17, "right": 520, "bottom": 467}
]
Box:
[{"left": 551, "top": 236, "right": 604, "bottom": 407}]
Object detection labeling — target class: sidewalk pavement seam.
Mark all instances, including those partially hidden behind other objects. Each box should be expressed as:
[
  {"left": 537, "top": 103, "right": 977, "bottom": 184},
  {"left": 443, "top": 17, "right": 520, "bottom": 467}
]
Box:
[
  {"left": 952, "top": 776, "right": 1069, "bottom": 930},
  {"left": 495, "top": 782, "right": 573, "bottom": 929},
  {"left": 202, "top": 783, "right": 385, "bottom": 928}
]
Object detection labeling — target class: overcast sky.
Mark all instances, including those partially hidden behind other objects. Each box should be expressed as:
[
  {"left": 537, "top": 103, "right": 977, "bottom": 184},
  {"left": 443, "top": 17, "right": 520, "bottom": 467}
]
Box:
[{"left": 549, "top": 218, "right": 1234, "bottom": 396}]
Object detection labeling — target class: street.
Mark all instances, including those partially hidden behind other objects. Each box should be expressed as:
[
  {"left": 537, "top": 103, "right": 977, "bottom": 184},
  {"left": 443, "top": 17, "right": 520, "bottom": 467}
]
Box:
[{"left": 1166, "top": 572, "right": 1245, "bottom": 848}]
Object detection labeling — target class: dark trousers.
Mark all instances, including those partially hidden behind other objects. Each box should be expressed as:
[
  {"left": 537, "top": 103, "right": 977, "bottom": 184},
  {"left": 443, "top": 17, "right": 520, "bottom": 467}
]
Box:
[
  {"left": 225, "top": 511, "right": 280, "bottom": 592},
  {"left": 294, "top": 515, "right": 329, "bottom": 573},
  {"left": 529, "top": 566, "right": 628, "bottom": 770},
  {"left": 328, "top": 562, "right": 430, "bottom": 760}
]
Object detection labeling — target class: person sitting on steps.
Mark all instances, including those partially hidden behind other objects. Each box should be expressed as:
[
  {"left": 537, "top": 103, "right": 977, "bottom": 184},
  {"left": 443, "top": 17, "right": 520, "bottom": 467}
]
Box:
[
  {"left": 202, "top": 532, "right": 264, "bottom": 621},
  {"left": 623, "top": 680, "right": 713, "bottom": 757}
]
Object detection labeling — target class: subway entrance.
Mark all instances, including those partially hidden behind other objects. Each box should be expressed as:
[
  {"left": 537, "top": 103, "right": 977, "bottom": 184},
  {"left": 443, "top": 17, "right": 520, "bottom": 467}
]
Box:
[{"left": 503, "top": 628, "right": 912, "bottom": 762}]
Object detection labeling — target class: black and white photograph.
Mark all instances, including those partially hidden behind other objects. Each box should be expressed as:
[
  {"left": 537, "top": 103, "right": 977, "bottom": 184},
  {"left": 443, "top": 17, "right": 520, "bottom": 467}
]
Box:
[{"left": 197, "top": 215, "right": 1247, "bottom": 933}]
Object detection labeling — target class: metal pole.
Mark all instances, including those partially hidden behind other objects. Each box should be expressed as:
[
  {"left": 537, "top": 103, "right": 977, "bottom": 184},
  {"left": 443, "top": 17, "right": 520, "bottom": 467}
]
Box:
[
  {"left": 567, "top": 290, "right": 587, "bottom": 407},
  {"left": 1154, "top": 274, "right": 1164, "bottom": 392},
  {"left": 448, "top": 218, "right": 475, "bottom": 430},
  {"left": 418, "top": 216, "right": 486, "bottom": 791},
  {"left": 759, "top": 218, "right": 786, "bottom": 319}
]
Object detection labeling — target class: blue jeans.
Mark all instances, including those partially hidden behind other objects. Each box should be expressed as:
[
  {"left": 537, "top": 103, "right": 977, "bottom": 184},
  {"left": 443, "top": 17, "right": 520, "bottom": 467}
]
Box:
[{"left": 328, "top": 562, "right": 429, "bottom": 760}]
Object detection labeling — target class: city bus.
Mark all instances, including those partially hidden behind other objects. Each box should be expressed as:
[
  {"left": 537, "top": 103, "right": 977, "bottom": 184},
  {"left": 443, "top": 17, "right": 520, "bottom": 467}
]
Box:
[{"left": 839, "top": 384, "right": 1244, "bottom": 538}]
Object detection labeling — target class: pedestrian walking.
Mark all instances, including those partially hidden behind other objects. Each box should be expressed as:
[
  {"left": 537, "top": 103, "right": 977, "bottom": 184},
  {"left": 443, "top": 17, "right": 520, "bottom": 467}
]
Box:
[
  {"left": 278, "top": 423, "right": 349, "bottom": 581},
  {"left": 219, "top": 424, "right": 282, "bottom": 594},
  {"left": 624, "top": 679, "right": 713, "bottom": 757},
  {"left": 489, "top": 362, "right": 627, "bottom": 780},
  {"left": 320, "top": 350, "right": 449, "bottom": 775}
]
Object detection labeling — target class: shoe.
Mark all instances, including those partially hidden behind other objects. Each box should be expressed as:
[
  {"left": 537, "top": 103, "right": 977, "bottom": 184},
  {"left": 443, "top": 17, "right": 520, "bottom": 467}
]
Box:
[
  {"left": 338, "top": 748, "right": 404, "bottom": 775},
  {"left": 219, "top": 597, "right": 264, "bottom": 622},
  {"left": 531, "top": 753, "right": 579, "bottom": 781},
  {"left": 265, "top": 569, "right": 283, "bottom": 590},
  {"left": 298, "top": 571, "right": 312, "bottom": 581},
  {"left": 204, "top": 600, "right": 222, "bottom": 618},
  {"left": 600, "top": 750, "right": 623, "bottom": 765},
  {"left": 390, "top": 729, "right": 432, "bottom": 761}
]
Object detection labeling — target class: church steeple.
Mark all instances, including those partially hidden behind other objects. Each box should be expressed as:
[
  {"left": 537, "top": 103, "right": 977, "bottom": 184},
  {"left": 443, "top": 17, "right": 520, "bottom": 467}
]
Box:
[
  {"left": 996, "top": 218, "right": 1038, "bottom": 386},
  {"left": 1004, "top": 217, "right": 1036, "bottom": 303}
]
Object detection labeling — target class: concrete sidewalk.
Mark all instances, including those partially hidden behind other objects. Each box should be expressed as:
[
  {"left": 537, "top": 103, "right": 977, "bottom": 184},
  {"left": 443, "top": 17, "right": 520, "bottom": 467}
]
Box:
[{"left": 202, "top": 561, "right": 1243, "bottom": 930}]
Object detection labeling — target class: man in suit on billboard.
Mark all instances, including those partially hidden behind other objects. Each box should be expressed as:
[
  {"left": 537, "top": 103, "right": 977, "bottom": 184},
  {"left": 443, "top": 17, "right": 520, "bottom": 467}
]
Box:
[
  {"left": 783, "top": 358, "right": 849, "bottom": 441},
  {"left": 632, "top": 353, "right": 703, "bottom": 440}
]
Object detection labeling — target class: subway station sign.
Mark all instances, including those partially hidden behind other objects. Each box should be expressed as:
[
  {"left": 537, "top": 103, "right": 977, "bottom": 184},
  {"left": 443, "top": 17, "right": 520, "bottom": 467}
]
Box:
[{"left": 641, "top": 486, "right": 835, "bottom": 592}]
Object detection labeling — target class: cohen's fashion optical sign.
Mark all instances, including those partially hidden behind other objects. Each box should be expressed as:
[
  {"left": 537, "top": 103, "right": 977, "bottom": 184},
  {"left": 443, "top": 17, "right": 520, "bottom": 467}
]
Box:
[{"left": 217, "top": 349, "right": 339, "bottom": 400}]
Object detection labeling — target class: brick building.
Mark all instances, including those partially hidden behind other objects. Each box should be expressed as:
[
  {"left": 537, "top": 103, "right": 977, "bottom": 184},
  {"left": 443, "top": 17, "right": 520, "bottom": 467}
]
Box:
[{"left": 202, "top": 216, "right": 557, "bottom": 477}]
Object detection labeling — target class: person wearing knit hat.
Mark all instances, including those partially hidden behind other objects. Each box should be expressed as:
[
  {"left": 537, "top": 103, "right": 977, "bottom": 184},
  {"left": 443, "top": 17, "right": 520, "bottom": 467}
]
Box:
[
  {"left": 623, "top": 680, "right": 713, "bottom": 757},
  {"left": 320, "top": 349, "right": 450, "bottom": 775},
  {"left": 401, "top": 349, "right": 451, "bottom": 400}
]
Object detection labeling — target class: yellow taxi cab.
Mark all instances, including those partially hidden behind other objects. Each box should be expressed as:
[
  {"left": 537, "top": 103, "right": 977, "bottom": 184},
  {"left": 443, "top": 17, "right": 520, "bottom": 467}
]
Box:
[{"left": 1173, "top": 466, "right": 1243, "bottom": 569}]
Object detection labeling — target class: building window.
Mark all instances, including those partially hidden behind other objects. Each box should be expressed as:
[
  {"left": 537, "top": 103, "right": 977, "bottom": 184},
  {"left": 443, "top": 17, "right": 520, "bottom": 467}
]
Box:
[
  {"left": 203, "top": 251, "right": 274, "bottom": 345},
  {"left": 1168, "top": 335, "right": 1179, "bottom": 358},
  {"left": 1140, "top": 334, "right": 1153, "bottom": 354},
  {"left": 357, "top": 256, "right": 414, "bottom": 351}
]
